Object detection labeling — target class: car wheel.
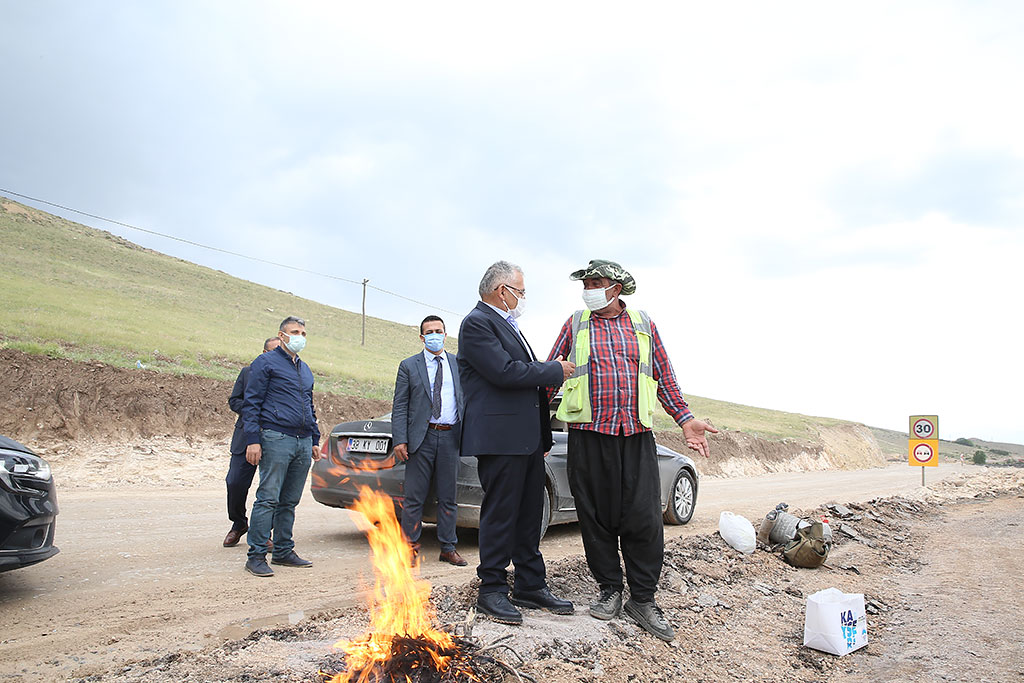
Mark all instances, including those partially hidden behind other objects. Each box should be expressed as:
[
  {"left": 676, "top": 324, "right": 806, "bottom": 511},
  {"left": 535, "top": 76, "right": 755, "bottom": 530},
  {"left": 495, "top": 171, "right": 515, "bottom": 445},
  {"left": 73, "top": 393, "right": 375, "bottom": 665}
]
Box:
[
  {"left": 663, "top": 469, "right": 696, "bottom": 525},
  {"left": 539, "top": 483, "right": 552, "bottom": 540}
]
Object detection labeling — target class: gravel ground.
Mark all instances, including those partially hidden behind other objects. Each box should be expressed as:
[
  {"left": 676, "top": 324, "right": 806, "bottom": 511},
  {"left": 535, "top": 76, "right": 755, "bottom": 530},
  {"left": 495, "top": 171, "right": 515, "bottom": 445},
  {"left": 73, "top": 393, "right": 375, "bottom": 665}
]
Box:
[{"left": 61, "top": 470, "right": 1024, "bottom": 683}]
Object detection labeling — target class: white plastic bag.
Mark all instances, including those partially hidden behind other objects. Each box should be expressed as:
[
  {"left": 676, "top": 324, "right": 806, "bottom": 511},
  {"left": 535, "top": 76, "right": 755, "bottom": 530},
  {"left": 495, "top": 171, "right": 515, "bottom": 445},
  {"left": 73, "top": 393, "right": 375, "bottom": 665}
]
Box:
[
  {"left": 718, "top": 511, "right": 756, "bottom": 554},
  {"left": 803, "top": 587, "right": 868, "bottom": 656}
]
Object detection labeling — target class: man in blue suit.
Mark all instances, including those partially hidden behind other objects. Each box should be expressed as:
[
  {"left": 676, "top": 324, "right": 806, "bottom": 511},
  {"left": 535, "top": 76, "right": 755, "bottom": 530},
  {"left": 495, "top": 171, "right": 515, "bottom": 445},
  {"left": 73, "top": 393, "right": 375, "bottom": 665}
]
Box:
[
  {"left": 392, "top": 315, "right": 467, "bottom": 566},
  {"left": 458, "top": 261, "right": 576, "bottom": 624}
]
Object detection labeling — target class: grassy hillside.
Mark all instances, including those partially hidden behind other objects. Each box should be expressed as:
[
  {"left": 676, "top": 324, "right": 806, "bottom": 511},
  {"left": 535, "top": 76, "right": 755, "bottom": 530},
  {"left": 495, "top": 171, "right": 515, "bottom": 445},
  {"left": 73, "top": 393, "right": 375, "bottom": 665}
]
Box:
[
  {"left": 1, "top": 196, "right": 858, "bottom": 441},
  {"left": 0, "top": 198, "right": 421, "bottom": 400}
]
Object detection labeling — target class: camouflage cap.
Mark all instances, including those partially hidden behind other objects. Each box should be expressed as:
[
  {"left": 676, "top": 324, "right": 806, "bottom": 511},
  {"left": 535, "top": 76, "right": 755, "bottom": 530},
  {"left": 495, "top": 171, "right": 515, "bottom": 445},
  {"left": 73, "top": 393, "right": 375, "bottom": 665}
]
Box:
[{"left": 569, "top": 259, "right": 636, "bottom": 295}]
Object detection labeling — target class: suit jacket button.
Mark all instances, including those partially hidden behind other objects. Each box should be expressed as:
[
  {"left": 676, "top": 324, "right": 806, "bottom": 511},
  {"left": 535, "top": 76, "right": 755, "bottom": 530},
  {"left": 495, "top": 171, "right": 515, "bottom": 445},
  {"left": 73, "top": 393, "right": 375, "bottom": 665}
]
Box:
[{"left": 534, "top": 403, "right": 539, "bottom": 408}]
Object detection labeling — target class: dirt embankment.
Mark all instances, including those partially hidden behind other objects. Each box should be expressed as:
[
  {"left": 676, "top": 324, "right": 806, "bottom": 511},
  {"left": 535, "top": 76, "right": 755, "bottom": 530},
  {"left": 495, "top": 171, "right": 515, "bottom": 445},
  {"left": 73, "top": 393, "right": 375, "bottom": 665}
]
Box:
[
  {"left": 0, "top": 349, "right": 391, "bottom": 488},
  {"left": 657, "top": 423, "right": 885, "bottom": 479},
  {"left": 0, "top": 348, "right": 390, "bottom": 445},
  {"left": 0, "top": 348, "right": 884, "bottom": 485}
]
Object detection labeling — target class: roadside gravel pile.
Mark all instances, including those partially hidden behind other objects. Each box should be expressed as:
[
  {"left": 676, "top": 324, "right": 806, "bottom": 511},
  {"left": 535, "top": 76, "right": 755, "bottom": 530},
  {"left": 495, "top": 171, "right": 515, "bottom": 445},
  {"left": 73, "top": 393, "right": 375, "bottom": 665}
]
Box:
[{"left": 71, "top": 470, "right": 1024, "bottom": 682}]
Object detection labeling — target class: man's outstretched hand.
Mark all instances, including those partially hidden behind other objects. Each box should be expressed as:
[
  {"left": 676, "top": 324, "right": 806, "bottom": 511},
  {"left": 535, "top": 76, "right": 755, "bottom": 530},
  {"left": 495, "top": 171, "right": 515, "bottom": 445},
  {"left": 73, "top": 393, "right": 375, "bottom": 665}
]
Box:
[{"left": 682, "top": 418, "right": 719, "bottom": 458}]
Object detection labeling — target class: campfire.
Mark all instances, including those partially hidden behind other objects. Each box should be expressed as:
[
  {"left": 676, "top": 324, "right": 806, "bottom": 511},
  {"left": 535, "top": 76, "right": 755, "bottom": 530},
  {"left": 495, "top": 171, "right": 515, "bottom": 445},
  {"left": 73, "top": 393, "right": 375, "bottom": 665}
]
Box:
[{"left": 321, "top": 487, "right": 522, "bottom": 683}]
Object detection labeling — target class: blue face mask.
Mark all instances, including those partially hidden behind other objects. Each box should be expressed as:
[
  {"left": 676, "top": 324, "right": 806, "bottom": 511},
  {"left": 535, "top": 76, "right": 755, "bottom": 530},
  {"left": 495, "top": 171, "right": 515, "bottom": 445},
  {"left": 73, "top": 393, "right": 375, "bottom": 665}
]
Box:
[{"left": 423, "top": 332, "right": 445, "bottom": 353}]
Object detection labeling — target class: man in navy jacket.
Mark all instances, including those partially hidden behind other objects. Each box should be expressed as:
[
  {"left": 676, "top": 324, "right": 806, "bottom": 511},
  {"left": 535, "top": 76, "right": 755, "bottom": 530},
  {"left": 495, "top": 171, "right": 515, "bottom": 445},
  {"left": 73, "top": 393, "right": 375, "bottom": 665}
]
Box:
[
  {"left": 458, "top": 261, "right": 576, "bottom": 624},
  {"left": 241, "top": 316, "right": 322, "bottom": 577}
]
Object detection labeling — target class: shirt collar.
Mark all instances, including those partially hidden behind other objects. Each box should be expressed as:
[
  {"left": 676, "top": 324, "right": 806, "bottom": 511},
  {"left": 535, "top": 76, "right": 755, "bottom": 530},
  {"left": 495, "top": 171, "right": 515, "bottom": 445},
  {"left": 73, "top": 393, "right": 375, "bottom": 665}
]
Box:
[
  {"left": 422, "top": 348, "right": 446, "bottom": 364},
  {"left": 483, "top": 301, "right": 513, "bottom": 320}
]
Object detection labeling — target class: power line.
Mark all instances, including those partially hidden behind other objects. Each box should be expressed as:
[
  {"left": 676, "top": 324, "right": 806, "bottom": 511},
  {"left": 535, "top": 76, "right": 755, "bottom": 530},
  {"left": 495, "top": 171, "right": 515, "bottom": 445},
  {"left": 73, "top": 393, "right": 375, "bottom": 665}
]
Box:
[{"left": 0, "top": 188, "right": 458, "bottom": 315}]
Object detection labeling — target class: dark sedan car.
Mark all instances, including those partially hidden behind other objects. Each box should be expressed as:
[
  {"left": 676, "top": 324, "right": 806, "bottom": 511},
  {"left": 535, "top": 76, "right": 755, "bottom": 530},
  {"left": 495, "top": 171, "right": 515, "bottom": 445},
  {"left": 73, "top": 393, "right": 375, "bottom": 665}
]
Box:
[
  {"left": 311, "top": 406, "right": 698, "bottom": 538},
  {"left": 0, "top": 435, "right": 59, "bottom": 572}
]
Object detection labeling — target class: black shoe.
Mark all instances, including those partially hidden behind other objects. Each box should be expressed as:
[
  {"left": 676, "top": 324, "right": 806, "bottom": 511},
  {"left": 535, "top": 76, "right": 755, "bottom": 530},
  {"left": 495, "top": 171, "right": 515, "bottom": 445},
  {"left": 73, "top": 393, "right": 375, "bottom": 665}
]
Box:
[
  {"left": 271, "top": 551, "right": 313, "bottom": 568},
  {"left": 623, "top": 598, "right": 675, "bottom": 641},
  {"left": 589, "top": 587, "right": 623, "bottom": 620},
  {"left": 245, "top": 556, "right": 274, "bottom": 577},
  {"left": 476, "top": 592, "right": 523, "bottom": 625},
  {"left": 510, "top": 587, "right": 575, "bottom": 615}
]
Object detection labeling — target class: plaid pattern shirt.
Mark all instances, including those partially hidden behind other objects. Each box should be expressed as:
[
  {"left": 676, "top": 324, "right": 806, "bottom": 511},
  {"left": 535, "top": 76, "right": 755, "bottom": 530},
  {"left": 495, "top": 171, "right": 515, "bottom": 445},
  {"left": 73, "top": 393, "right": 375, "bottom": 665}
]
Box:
[{"left": 546, "top": 306, "right": 693, "bottom": 436}]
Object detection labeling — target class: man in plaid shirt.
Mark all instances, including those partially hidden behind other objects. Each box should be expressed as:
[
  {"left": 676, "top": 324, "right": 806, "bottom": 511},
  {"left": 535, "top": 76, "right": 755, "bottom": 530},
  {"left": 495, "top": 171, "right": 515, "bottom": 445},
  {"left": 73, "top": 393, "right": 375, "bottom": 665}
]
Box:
[{"left": 546, "top": 259, "right": 717, "bottom": 641}]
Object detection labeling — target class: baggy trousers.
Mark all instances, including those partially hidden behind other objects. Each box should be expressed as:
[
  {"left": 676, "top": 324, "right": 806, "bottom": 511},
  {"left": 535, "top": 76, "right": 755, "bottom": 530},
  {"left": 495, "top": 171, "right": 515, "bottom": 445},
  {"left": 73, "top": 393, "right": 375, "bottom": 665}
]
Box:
[
  {"left": 476, "top": 445, "right": 547, "bottom": 595},
  {"left": 567, "top": 428, "right": 663, "bottom": 602}
]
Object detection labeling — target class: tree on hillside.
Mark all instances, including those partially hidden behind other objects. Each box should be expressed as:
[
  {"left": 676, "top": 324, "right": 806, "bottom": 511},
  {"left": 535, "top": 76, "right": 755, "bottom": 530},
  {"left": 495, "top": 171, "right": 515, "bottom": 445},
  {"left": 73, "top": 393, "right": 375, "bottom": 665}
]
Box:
[
  {"left": 973, "top": 450, "right": 986, "bottom": 465},
  {"left": 955, "top": 438, "right": 974, "bottom": 447}
]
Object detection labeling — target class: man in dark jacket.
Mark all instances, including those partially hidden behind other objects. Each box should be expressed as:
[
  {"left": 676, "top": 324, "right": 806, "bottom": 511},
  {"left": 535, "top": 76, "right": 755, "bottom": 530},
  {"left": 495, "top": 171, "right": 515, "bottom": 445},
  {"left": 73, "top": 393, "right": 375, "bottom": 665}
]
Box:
[
  {"left": 241, "top": 316, "right": 321, "bottom": 577},
  {"left": 223, "top": 336, "right": 281, "bottom": 547},
  {"left": 458, "top": 261, "right": 575, "bottom": 624}
]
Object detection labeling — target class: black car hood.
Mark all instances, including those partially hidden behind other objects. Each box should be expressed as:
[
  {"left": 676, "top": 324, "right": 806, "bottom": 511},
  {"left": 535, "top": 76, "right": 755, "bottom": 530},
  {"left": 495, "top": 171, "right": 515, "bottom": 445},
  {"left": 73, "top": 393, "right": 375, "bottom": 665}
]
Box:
[{"left": 0, "top": 435, "right": 34, "bottom": 455}]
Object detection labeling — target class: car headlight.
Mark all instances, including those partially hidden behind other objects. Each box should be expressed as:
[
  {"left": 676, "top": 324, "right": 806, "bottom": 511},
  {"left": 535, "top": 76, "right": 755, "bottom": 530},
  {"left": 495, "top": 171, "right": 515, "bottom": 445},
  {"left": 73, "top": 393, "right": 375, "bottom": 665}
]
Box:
[{"left": 0, "top": 449, "right": 52, "bottom": 494}]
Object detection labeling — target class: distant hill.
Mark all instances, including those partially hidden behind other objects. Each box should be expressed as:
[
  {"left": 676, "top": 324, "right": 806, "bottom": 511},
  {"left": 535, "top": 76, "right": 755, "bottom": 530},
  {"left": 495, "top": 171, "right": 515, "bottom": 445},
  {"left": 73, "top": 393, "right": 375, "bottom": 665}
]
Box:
[
  {"left": 870, "top": 426, "right": 1024, "bottom": 465},
  {"left": 0, "top": 196, "right": 881, "bottom": 443}
]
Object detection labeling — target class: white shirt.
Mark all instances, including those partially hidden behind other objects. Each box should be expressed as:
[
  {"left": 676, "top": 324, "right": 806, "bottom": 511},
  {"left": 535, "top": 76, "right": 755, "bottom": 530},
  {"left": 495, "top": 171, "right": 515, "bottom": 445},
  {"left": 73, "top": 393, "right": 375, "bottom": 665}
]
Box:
[{"left": 423, "top": 349, "right": 459, "bottom": 424}]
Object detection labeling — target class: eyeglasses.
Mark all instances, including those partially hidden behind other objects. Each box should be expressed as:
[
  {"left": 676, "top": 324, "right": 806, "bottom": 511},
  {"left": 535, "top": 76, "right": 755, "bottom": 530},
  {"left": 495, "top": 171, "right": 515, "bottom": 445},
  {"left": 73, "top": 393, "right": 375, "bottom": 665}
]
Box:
[{"left": 499, "top": 284, "right": 526, "bottom": 297}]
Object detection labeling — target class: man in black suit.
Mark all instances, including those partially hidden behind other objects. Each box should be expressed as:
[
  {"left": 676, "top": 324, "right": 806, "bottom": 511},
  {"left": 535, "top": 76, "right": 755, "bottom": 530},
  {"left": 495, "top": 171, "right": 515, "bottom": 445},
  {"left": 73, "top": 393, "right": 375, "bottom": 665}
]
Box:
[
  {"left": 223, "top": 336, "right": 280, "bottom": 547},
  {"left": 458, "top": 260, "right": 576, "bottom": 624},
  {"left": 392, "top": 315, "right": 467, "bottom": 566}
]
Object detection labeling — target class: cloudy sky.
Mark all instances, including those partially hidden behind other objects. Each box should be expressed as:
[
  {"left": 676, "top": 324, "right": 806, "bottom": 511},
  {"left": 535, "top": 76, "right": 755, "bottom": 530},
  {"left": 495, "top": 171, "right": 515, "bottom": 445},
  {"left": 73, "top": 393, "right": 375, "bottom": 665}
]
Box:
[{"left": 3, "top": 2, "right": 1022, "bottom": 443}]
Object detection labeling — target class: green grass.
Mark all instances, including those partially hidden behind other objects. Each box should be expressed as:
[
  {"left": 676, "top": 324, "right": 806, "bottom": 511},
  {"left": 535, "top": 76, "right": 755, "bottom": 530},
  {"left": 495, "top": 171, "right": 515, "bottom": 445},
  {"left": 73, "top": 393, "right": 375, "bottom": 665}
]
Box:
[
  {"left": 0, "top": 199, "right": 423, "bottom": 400},
  {"left": 1, "top": 197, "right": 861, "bottom": 440}
]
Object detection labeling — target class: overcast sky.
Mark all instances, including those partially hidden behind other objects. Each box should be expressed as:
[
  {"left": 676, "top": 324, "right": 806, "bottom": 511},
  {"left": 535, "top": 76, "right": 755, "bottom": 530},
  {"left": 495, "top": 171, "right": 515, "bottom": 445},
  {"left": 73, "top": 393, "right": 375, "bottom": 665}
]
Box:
[{"left": 3, "top": 2, "right": 1022, "bottom": 443}]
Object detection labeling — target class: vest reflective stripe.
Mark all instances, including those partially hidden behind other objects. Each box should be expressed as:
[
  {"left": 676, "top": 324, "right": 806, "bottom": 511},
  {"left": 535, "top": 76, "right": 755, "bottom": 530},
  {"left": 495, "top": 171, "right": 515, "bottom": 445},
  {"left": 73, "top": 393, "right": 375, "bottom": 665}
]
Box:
[{"left": 555, "top": 308, "right": 659, "bottom": 428}]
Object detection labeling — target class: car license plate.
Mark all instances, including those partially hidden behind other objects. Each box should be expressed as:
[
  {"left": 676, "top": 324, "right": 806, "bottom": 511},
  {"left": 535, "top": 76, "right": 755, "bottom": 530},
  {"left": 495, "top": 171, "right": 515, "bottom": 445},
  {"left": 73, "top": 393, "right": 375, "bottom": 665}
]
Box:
[{"left": 347, "top": 437, "right": 390, "bottom": 454}]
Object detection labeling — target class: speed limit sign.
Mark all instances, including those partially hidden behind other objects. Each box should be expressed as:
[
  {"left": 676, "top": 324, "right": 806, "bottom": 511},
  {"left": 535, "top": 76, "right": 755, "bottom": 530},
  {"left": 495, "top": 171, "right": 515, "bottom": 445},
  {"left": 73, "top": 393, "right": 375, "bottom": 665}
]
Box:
[{"left": 909, "top": 415, "right": 938, "bottom": 440}]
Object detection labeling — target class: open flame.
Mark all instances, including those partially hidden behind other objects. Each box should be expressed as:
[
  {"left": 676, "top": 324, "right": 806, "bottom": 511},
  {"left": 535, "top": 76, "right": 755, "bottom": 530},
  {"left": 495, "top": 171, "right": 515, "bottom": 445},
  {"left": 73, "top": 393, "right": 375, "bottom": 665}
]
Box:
[{"left": 324, "top": 486, "right": 478, "bottom": 683}]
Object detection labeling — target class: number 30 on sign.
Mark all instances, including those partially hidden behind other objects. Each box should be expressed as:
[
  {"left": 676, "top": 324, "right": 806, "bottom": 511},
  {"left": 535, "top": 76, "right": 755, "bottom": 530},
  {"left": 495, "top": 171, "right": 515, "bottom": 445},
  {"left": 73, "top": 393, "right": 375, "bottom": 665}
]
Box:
[{"left": 910, "top": 415, "right": 938, "bottom": 439}]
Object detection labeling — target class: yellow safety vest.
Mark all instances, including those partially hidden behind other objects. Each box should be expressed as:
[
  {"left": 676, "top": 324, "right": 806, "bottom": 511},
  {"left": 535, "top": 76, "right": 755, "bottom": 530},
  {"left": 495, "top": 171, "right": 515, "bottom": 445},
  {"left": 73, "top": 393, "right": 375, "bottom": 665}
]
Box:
[{"left": 555, "top": 308, "right": 659, "bottom": 428}]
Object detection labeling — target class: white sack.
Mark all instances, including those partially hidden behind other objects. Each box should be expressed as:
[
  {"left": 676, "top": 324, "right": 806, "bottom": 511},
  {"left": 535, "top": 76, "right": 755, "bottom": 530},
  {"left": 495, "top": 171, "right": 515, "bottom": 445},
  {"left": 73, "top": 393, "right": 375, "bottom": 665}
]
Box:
[
  {"left": 803, "top": 587, "right": 868, "bottom": 656},
  {"left": 718, "top": 511, "right": 756, "bottom": 554}
]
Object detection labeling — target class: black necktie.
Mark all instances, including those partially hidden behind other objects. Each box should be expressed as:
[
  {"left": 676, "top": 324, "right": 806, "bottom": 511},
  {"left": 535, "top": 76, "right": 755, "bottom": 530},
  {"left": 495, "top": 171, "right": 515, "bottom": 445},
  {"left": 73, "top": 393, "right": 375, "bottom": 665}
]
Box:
[{"left": 431, "top": 356, "right": 443, "bottom": 420}]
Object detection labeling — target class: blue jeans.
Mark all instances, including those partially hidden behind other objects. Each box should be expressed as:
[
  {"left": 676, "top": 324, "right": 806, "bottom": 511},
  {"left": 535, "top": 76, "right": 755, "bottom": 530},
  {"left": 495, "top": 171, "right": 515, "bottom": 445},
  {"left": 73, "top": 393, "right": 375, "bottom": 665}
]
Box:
[{"left": 247, "top": 429, "right": 312, "bottom": 560}]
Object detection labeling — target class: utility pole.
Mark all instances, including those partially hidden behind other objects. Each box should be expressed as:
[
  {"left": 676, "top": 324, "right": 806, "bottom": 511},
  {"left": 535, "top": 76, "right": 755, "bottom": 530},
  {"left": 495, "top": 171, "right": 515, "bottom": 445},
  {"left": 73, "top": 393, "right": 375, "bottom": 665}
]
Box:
[{"left": 361, "top": 279, "right": 369, "bottom": 346}]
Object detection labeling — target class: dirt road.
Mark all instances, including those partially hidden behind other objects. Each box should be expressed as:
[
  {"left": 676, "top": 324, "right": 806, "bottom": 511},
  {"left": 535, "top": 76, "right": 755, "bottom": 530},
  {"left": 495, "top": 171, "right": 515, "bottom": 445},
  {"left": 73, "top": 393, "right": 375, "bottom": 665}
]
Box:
[{"left": 0, "top": 462, "right": 971, "bottom": 680}]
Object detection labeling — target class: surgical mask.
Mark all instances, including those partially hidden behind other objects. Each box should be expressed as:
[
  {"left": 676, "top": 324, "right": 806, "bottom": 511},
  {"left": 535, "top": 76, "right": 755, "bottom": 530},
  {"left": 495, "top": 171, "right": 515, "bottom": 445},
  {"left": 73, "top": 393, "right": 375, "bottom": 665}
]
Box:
[
  {"left": 503, "top": 286, "right": 526, "bottom": 319},
  {"left": 582, "top": 285, "right": 615, "bottom": 311},
  {"left": 283, "top": 333, "right": 306, "bottom": 354},
  {"left": 423, "top": 332, "right": 445, "bottom": 353}
]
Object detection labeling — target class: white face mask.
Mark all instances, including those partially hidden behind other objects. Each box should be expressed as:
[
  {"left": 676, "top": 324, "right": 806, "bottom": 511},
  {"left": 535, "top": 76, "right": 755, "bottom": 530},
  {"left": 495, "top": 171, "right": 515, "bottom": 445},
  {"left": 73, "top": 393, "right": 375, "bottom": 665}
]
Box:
[
  {"left": 283, "top": 332, "right": 306, "bottom": 354},
  {"left": 503, "top": 286, "right": 526, "bottom": 319},
  {"left": 582, "top": 285, "right": 615, "bottom": 311}
]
